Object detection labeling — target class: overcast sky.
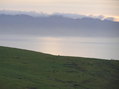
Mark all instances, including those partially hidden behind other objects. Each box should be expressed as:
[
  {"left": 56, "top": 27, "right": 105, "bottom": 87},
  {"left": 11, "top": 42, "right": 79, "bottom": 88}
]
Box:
[{"left": 0, "top": 0, "right": 119, "bottom": 21}]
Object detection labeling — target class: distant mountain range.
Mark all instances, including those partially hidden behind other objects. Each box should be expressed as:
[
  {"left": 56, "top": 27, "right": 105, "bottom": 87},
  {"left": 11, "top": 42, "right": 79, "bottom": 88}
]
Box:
[{"left": 0, "top": 13, "right": 119, "bottom": 37}]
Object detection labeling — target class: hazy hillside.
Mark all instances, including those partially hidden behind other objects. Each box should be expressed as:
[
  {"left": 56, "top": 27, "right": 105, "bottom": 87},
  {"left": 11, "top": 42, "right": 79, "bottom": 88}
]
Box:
[
  {"left": 0, "top": 46, "right": 119, "bottom": 89},
  {"left": 0, "top": 14, "right": 119, "bottom": 37}
]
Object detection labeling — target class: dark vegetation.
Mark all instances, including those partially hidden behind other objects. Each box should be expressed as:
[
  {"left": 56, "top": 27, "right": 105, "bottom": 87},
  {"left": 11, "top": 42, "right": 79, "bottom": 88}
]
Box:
[{"left": 0, "top": 46, "right": 119, "bottom": 89}]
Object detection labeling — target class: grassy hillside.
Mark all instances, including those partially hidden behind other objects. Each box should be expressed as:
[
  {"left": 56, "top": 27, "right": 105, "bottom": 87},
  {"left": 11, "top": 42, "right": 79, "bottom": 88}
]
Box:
[{"left": 0, "top": 46, "right": 119, "bottom": 89}]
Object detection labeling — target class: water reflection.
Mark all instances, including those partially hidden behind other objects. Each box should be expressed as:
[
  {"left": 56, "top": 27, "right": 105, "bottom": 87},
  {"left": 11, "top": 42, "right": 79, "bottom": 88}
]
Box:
[
  {"left": 37, "top": 37, "right": 62, "bottom": 55},
  {"left": 0, "top": 35, "right": 119, "bottom": 60}
]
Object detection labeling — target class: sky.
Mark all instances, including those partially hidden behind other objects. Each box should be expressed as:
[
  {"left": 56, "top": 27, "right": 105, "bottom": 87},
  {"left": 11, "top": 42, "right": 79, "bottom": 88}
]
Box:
[{"left": 0, "top": 0, "right": 119, "bottom": 21}]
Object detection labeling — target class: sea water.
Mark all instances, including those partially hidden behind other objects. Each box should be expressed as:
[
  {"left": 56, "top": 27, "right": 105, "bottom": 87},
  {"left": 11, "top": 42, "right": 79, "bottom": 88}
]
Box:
[{"left": 0, "top": 34, "right": 119, "bottom": 60}]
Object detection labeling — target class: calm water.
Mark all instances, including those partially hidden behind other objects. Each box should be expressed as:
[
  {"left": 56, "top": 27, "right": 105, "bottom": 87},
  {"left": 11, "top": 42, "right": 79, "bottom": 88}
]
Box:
[{"left": 0, "top": 34, "right": 119, "bottom": 60}]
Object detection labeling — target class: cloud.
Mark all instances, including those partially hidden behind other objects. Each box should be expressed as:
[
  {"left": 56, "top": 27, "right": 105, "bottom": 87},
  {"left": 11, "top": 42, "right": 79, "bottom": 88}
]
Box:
[
  {"left": 0, "top": 10, "right": 48, "bottom": 17},
  {"left": 0, "top": 10, "right": 116, "bottom": 21}
]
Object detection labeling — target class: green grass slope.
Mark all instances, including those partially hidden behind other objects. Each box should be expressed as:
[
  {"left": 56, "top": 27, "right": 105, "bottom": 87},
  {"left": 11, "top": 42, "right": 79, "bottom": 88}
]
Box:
[{"left": 0, "top": 46, "right": 119, "bottom": 89}]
